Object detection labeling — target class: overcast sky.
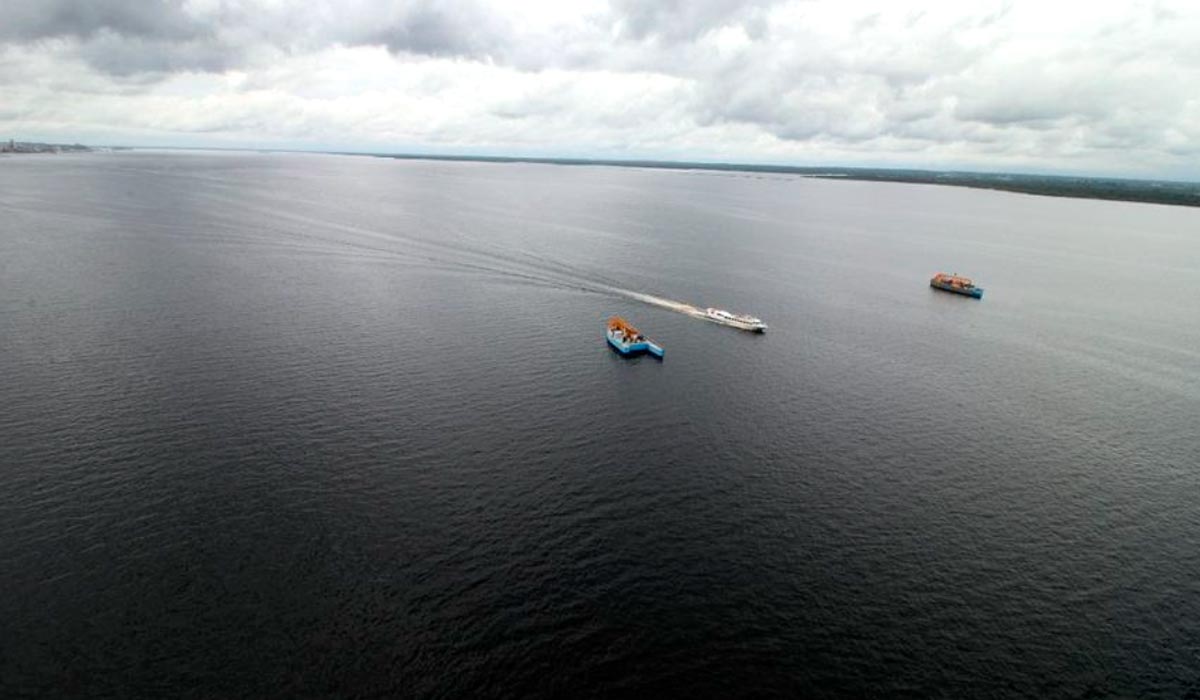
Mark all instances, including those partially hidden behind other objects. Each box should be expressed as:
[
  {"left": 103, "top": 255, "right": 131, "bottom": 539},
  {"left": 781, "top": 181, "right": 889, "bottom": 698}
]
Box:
[{"left": 2, "top": 0, "right": 1198, "bottom": 177}]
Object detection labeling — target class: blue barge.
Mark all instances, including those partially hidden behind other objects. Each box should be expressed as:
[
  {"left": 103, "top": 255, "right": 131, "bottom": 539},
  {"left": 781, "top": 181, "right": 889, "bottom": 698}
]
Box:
[{"left": 606, "top": 316, "right": 664, "bottom": 358}]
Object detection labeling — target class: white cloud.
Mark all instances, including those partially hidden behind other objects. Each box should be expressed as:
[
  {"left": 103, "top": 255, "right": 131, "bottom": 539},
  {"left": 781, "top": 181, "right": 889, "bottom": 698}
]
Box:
[{"left": 1, "top": 0, "right": 1198, "bottom": 177}]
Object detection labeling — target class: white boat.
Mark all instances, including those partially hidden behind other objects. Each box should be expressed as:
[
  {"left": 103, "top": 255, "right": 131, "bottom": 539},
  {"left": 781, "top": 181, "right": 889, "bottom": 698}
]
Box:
[{"left": 704, "top": 307, "right": 767, "bottom": 333}]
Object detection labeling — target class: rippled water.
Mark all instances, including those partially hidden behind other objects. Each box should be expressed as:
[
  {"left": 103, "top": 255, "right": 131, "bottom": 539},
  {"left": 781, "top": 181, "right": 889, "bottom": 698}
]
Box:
[{"left": 2, "top": 152, "right": 1198, "bottom": 698}]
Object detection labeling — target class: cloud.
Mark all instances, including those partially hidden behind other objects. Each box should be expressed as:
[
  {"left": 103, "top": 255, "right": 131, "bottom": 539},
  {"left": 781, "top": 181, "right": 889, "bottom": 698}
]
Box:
[
  {"left": 355, "top": 1, "right": 512, "bottom": 58},
  {"left": 0, "top": 0, "right": 207, "bottom": 42},
  {"left": 1, "top": 0, "right": 1199, "bottom": 177},
  {"left": 0, "top": 0, "right": 521, "bottom": 75},
  {"left": 609, "top": 0, "right": 777, "bottom": 42}
]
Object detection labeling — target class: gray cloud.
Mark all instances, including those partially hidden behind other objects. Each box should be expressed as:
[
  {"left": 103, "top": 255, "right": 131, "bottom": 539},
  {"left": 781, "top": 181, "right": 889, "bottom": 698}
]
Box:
[
  {"left": 0, "top": 0, "right": 247, "bottom": 76},
  {"left": 0, "top": 0, "right": 206, "bottom": 42},
  {"left": 359, "top": 1, "right": 512, "bottom": 58},
  {"left": 0, "top": 0, "right": 516, "bottom": 75},
  {"left": 74, "top": 32, "right": 241, "bottom": 76}
]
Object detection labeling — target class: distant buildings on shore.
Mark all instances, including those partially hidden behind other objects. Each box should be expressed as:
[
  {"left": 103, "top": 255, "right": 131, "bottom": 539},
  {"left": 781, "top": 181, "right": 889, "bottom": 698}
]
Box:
[{"left": 1, "top": 139, "right": 92, "bottom": 153}]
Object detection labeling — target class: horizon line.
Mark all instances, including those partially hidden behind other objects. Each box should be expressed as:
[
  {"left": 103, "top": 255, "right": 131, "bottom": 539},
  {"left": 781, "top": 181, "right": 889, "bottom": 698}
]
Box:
[{"left": 94, "top": 144, "right": 1200, "bottom": 186}]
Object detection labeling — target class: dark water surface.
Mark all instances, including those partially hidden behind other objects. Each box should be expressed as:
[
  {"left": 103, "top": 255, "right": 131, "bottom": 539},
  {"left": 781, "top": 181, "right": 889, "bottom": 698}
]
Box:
[{"left": 2, "top": 152, "right": 1198, "bottom": 698}]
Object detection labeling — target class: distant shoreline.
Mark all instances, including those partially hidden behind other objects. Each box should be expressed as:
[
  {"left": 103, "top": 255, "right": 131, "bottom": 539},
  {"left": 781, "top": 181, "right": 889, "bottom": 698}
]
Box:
[
  {"left": 9, "top": 142, "right": 1199, "bottom": 208},
  {"left": 0, "top": 141, "right": 93, "bottom": 154},
  {"left": 360, "top": 152, "right": 1200, "bottom": 209}
]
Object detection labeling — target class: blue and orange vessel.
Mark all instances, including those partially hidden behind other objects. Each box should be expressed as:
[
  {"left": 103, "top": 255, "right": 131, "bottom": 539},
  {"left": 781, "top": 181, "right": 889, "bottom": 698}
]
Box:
[
  {"left": 930, "top": 272, "right": 984, "bottom": 299},
  {"left": 606, "top": 316, "right": 664, "bottom": 358}
]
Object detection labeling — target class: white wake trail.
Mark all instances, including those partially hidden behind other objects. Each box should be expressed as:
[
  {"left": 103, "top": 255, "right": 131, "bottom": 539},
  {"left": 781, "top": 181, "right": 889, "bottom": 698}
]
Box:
[{"left": 600, "top": 287, "right": 708, "bottom": 319}]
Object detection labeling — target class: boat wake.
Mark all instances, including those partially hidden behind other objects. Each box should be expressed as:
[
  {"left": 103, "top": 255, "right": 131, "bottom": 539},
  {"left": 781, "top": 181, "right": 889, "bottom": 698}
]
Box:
[
  {"left": 606, "top": 289, "right": 707, "bottom": 320},
  {"left": 198, "top": 188, "right": 754, "bottom": 328}
]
